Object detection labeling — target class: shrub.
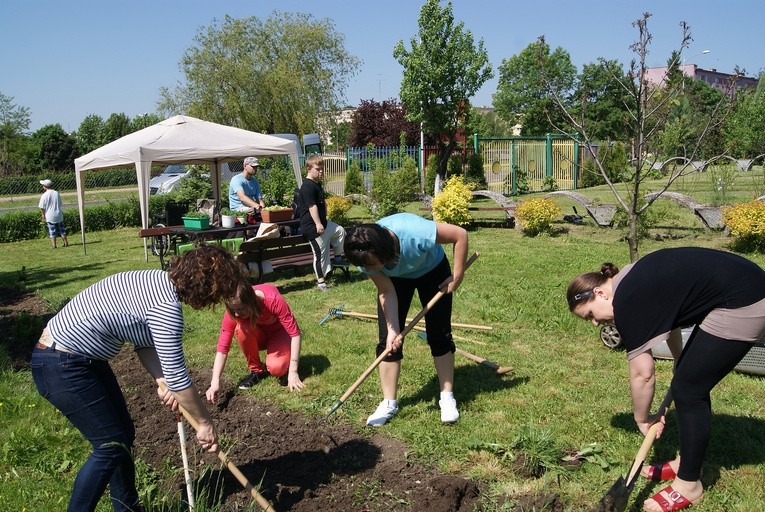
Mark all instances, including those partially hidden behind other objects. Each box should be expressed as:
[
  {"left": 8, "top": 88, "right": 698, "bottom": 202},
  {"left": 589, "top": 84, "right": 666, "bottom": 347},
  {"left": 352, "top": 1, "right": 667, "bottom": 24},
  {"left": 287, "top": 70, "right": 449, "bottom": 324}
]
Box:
[
  {"left": 392, "top": 156, "right": 421, "bottom": 201},
  {"left": 465, "top": 153, "right": 487, "bottom": 189},
  {"left": 515, "top": 198, "right": 561, "bottom": 235},
  {"left": 368, "top": 159, "right": 402, "bottom": 218},
  {"left": 344, "top": 160, "right": 365, "bottom": 195},
  {"left": 431, "top": 176, "right": 472, "bottom": 226},
  {"left": 425, "top": 155, "right": 438, "bottom": 195},
  {"left": 723, "top": 201, "right": 765, "bottom": 252},
  {"left": 260, "top": 159, "right": 297, "bottom": 206},
  {"left": 326, "top": 196, "right": 353, "bottom": 226}
]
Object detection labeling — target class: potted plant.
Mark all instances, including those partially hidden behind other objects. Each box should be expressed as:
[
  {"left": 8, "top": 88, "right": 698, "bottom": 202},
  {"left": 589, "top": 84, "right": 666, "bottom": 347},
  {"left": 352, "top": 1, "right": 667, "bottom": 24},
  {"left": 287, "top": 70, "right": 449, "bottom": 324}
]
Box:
[
  {"left": 219, "top": 207, "right": 236, "bottom": 228},
  {"left": 260, "top": 205, "right": 294, "bottom": 223},
  {"left": 236, "top": 211, "right": 248, "bottom": 225},
  {"left": 181, "top": 211, "right": 210, "bottom": 230}
]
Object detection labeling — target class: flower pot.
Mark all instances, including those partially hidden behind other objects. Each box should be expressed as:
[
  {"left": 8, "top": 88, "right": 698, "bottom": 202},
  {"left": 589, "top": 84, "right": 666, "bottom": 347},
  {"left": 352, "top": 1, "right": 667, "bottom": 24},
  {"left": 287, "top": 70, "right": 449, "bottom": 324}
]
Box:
[
  {"left": 261, "top": 208, "right": 293, "bottom": 223},
  {"left": 182, "top": 216, "right": 210, "bottom": 230},
  {"left": 221, "top": 215, "right": 236, "bottom": 228},
  {"left": 236, "top": 215, "right": 248, "bottom": 225}
]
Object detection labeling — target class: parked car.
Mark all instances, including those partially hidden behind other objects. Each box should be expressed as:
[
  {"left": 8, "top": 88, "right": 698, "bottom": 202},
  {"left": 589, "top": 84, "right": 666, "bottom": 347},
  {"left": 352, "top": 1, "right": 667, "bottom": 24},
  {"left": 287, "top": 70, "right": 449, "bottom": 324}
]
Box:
[
  {"left": 150, "top": 165, "right": 191, "bottom": 195},
  {"left": 150, "top": 162, "right": 243, "bottom": 196}
]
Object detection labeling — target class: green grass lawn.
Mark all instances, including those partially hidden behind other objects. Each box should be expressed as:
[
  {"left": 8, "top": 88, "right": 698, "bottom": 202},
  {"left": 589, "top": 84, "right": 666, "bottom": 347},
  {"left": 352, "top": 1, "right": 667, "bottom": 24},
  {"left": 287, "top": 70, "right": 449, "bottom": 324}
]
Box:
[{"left": 1, "top": 194, "right": 765, "bottom": 511}]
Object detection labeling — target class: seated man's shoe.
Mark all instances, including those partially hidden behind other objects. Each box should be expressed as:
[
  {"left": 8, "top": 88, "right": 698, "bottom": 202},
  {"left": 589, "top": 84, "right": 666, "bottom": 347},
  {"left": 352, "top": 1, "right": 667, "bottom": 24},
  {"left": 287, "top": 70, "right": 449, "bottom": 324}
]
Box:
[
  {"left": 366, "top": 400, "right": 398, "bottom": 427},
  {"left": 332, "top": 255, "right": 350, "bottom": 267}
]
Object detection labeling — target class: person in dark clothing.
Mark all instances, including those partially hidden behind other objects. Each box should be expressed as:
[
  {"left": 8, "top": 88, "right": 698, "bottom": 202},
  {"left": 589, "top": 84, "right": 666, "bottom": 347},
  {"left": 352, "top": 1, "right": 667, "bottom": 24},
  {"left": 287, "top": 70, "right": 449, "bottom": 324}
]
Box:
[
  {"left": 567, "top": 247, "right": 765, "bottom": 511},
  {"left": 297, "top": 154, "right": 346, "bottom": 291}
]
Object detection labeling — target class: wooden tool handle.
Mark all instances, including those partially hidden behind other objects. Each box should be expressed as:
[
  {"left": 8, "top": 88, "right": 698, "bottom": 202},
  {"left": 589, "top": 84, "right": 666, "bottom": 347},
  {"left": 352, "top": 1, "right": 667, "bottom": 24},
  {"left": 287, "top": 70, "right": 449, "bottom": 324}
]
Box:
[{"left": 160, "top": 384, "right": 277, "bottom": 512}]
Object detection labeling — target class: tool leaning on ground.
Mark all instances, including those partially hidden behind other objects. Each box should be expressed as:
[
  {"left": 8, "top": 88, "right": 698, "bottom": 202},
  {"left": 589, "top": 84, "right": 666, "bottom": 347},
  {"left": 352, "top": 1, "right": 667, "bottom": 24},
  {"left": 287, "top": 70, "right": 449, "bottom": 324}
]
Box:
[
  {"left": 323, "top": 252, "right": 480, "bottom": 420},
  {"left": 320, "top": 304, "right": 494, "bottom": 331},
  {"left": 414, "top": 332, "right": 513, "bottom": 375},
  {"left": 322, "top": 307, "right": 488, "bottom": 345},
  {"left": 159, "top": 384, "right": 277, "bottom": 512},
  {"left": 590, "top": 388, "right": 674, "bottom": 512}
]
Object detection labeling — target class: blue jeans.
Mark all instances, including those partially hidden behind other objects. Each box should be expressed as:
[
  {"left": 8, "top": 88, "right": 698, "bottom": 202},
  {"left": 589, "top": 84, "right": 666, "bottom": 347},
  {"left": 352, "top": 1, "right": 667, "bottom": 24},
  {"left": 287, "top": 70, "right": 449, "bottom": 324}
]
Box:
[{"left": 31, "top": 345, "right": 140, "bottom": 512}]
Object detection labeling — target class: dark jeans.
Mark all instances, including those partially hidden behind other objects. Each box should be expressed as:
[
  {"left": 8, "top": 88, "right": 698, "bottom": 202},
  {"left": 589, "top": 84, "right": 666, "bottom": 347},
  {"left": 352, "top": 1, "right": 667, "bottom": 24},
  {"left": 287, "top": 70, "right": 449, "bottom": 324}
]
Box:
[{"left": 30, "top": 346, "right": 140, "bottom": 512}]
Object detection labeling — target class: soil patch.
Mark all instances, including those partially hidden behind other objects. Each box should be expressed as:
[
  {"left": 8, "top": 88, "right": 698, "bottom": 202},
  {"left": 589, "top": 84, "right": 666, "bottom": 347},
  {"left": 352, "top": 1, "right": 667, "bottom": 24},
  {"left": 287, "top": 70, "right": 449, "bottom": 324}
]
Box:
[{"left": 112, "top": 350, "right": 481, "bottom": 511}]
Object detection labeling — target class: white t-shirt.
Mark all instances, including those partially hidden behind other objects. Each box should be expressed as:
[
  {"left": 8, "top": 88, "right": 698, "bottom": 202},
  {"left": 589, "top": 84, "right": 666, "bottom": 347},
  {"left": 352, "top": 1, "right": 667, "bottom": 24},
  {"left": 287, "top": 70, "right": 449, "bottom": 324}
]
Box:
[{"left": 39, "top": 189, "right": 64, "bottom": 223}]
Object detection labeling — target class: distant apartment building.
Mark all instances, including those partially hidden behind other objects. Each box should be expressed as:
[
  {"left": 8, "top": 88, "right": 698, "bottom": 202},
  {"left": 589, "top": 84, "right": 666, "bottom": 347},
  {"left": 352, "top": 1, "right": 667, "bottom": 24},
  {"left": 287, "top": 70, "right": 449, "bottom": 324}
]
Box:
[{"left": 645, "top": 64, "right": 759, "bottom": 96}]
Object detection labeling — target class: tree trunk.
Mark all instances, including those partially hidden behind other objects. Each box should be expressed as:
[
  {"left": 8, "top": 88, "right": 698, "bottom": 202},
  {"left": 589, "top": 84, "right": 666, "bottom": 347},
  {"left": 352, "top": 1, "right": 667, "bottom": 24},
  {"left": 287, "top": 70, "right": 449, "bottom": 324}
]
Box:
[{"left": 627, "top": 210, "right": 639, "bottom": 262}]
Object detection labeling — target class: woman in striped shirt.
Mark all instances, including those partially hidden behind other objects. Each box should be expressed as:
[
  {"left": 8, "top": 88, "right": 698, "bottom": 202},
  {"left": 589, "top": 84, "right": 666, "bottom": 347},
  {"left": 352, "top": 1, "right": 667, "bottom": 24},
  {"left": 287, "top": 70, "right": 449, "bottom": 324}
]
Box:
[{"left": 31, "top": 244, "right": 247, "bottom": 512}]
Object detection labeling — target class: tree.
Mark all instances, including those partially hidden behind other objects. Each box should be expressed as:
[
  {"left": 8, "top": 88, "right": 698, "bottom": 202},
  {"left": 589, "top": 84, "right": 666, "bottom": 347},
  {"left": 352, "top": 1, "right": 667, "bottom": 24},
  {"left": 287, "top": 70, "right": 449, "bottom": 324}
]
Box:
[
  {"left": 545, "top": 13, "right": 734, "bottom": 261},
  {"left": 0, "top": 91, "right": 32, "bottom": 175},
  {"left": 103, "top": 113, "right": 132, "bottom": 144},
  {"left": 75, "top": 114, "right": 106, "bottom": 155},
  {"left": 348, "top": 99, "right": 420, "bottom": 147},
  {"left": 573, "top": 59, "right": 634, "bottom": 142},
  {"left": 394, "top": 0, "right": 493, "bottom": 192},
  {"left": 130, "top": 113, "right": 161, "bottom": 132},
  {"left": 467, "top": 107, "right": 515, "bottom": 137},
  {"left": 493, "top": 38, "right": 576, "bottom": 136},
  {"left": 723, "top": 74, "right": 765, "bottom": 157},
  {"left": 157, "top": 13, "right": 360, "bottom": 136},
  {"left": 30, "top": 124, "right": 77, "bottom": 172}
]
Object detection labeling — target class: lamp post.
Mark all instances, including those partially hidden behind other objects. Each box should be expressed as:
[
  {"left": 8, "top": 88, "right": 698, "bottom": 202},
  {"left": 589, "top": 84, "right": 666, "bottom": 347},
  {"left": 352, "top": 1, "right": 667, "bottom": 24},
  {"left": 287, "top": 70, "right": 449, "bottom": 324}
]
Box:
[{"left": 681, "top": 49, "right": 710, "bottom": 91}]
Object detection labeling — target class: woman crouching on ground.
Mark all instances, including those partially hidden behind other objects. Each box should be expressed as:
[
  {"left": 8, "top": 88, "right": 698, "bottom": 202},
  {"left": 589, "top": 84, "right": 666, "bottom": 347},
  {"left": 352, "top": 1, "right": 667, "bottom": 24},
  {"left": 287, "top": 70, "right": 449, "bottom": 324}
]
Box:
[
  {"left": 206, "top": 282, "right": 304, "bottom": 402},
  {"left": 566, "top": 247, "right": 765, "bottom": 512}
]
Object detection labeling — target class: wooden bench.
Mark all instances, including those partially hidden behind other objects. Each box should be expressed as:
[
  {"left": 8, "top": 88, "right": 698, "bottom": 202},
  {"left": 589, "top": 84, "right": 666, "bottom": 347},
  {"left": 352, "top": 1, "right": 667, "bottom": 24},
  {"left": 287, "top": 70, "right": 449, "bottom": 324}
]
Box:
[{"left": 236, "top": 235, "right": 350, "bottom": 283}]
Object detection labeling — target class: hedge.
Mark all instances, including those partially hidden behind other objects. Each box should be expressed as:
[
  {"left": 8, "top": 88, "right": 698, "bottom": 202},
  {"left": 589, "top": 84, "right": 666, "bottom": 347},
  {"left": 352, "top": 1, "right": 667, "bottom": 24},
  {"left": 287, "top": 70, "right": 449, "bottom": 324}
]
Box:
[
  {"left": 0, "top": 168, "right": 138, "bottom": 195},
  {"left": 0, "top": 195, "right": 178, "bottom": 243}
]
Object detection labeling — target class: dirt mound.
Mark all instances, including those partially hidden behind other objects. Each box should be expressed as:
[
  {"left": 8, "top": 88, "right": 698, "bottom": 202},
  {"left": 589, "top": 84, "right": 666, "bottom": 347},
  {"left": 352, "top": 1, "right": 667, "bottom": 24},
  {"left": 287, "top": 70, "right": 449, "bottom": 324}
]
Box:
[{"left": 112, "top": 350, "right": 482, "bottom": 511}]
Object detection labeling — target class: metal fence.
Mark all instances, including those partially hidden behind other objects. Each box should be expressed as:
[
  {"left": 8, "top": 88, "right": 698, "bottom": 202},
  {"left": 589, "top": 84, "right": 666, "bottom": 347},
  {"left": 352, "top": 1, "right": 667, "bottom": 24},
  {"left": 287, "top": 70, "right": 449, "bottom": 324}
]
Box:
[
  {"left": 0, "top": 138, "right": 582, "bottom": 215},
  {"left": 476, "top": 135, "right": 580, "bottom": 194}
]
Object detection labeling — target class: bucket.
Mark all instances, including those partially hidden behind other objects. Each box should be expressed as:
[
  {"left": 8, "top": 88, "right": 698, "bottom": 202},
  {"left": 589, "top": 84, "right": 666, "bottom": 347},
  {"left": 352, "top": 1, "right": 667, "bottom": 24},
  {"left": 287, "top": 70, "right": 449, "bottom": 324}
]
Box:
[{"left": 221, "top": 215, "right": 236, "bottom": 228}]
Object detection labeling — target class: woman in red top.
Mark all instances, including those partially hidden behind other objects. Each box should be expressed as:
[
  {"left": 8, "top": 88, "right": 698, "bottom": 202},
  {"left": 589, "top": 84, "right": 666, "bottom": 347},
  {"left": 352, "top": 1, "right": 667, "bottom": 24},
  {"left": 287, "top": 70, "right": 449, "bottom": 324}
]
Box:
[{"left": 205, "top": 283, "right": 304, "bottom": 402}]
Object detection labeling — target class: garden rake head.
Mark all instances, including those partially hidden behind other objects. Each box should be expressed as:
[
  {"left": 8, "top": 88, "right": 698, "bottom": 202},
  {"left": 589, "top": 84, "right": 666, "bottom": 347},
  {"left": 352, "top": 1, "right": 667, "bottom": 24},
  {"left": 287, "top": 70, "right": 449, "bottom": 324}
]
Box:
[{"left": 319, "top": 304, "right": 348, "bottom": 325}]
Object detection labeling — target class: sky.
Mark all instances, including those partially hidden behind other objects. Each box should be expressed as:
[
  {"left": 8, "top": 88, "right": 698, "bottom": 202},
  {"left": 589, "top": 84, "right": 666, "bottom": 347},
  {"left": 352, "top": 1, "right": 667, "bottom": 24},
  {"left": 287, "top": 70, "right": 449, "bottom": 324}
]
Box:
[{"left": 1, "top": 0, "right": 762, "bottom": 133}]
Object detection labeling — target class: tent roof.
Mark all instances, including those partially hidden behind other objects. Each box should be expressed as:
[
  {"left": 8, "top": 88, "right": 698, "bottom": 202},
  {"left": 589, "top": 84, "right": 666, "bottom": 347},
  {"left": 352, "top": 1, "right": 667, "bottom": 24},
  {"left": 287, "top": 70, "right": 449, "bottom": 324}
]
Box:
[
  {"left": 72, "top": 115, "right": 304, "bottom": 256},
  {"left": 74, "top": 115, "right": 299, "bottom": 171}
]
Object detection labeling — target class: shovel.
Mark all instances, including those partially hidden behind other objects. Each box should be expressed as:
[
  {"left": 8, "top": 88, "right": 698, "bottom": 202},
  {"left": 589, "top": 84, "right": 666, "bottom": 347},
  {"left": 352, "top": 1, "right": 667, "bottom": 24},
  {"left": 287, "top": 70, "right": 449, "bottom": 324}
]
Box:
[
  {"left": 590, "top": 388, "right": 673, "bottom": 512},
  {"left": 323, "top": 252, "right": 479, "bottom": 419},
  {"left": 159, "top": 384, "right": 277, "bottom": 512}
]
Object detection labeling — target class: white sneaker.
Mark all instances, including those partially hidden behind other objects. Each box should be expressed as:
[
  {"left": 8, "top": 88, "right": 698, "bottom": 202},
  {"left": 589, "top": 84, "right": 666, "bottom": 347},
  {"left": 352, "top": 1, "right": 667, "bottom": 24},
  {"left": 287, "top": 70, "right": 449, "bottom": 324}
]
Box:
[
  {"left": 366, "top": 400, "right": 398, "bottom": 427},
  {"left": 439, "top": 396, "right": 459, "bottom": 424}
]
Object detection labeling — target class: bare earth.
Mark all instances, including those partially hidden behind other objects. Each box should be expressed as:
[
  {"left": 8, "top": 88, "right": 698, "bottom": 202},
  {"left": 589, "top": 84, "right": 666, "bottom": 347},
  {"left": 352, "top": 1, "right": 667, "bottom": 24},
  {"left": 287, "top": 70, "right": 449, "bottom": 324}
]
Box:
[{"left": 2, "top": 287, "right": 568, "bottom": 511}]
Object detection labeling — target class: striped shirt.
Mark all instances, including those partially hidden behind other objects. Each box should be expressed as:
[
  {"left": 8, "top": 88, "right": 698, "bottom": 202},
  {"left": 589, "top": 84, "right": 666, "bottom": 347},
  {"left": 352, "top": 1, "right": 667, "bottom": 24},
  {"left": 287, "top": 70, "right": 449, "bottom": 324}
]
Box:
[{"left": 47, "top": 270, "right": 191, "bottom": 391}]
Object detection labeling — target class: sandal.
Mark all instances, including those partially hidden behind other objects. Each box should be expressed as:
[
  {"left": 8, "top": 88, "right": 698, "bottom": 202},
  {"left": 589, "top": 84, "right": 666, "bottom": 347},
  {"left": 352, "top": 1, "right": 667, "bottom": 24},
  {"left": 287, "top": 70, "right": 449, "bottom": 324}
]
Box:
[
  {"left": 646, "top": 485, "right": 701, "bottom": 511},
  {"left": 642, "top": 461, "right": 677, "bottom": 481}
]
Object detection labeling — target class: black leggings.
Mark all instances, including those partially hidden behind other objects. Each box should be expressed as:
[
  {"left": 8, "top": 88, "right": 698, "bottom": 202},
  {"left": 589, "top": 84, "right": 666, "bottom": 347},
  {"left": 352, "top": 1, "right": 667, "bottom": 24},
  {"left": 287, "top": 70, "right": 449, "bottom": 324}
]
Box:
[
  {"left": 376, "top": 256, "right": 455, "bottom": 362},
  {"left": 672, "top": 327, "right": 753, "bottom": 481}
]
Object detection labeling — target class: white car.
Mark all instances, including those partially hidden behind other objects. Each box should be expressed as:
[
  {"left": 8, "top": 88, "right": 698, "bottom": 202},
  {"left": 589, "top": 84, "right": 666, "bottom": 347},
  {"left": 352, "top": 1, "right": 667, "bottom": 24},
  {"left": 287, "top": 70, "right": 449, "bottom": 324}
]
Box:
[{"left": 150, "top": 165, "right": 191, "bottom": 195}]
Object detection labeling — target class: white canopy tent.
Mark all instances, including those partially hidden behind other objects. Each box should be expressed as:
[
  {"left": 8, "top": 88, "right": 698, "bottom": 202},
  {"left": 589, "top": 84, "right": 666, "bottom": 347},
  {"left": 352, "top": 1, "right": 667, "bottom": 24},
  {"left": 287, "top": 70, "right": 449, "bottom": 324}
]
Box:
[{"left": 73, "top": 115, "right": 303, "bottom": 255}]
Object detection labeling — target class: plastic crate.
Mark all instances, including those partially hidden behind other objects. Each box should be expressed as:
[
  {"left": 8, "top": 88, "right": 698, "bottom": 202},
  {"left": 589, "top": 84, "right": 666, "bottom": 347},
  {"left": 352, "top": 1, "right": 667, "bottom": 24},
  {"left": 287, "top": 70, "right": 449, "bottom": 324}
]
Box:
[{"left": 181, "top": 216, "right": 210, "bottom": 230}]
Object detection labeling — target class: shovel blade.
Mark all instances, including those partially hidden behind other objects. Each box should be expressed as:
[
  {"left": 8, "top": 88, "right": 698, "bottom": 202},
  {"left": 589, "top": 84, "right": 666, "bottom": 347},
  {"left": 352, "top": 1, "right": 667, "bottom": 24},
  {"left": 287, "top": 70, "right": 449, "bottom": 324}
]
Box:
[
  {"left": 589, "top": 475, "right": 631, "bottom": 512},
  {"left": 322, "top": 399, "right": 344, "bottom": 421}
]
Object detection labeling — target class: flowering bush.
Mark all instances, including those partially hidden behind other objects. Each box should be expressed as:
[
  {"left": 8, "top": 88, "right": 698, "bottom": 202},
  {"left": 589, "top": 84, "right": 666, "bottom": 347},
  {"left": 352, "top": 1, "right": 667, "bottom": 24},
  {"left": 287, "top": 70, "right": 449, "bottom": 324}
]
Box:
[
  {"left": 722, "top": 201, "right": 765, "bottom": 251},
  {"left": 515, "top": 198, "right": 561, "bottom": 235},
  {"left": 431, "top": 176, "right": 472, "bottom": 226},
  {"left": 326, "top": 195, "right": 353, "bottom": 226}
]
